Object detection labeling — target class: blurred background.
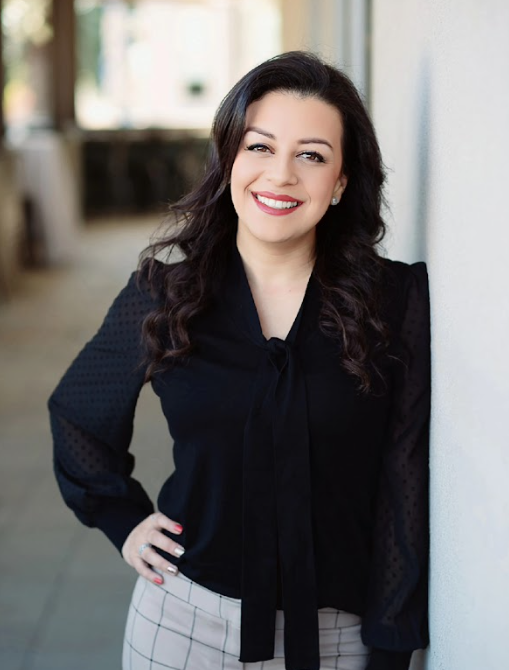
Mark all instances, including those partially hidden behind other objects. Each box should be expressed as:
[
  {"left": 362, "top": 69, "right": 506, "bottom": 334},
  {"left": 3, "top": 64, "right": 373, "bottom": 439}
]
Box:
[{"left": 1, "top": 1, "right": 508, "bottom": 669}]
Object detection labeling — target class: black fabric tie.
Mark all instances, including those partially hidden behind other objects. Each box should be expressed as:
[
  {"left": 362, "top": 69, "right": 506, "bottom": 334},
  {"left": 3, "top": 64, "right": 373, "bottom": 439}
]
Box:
[{"left": 240, "top": 336, "right": 320, "bottom": 670}]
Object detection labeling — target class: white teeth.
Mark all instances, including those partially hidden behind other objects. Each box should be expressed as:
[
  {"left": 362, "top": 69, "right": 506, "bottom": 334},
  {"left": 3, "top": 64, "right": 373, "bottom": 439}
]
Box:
[{"left": 255, "top": 194, "right": 300, "bottom": 210}]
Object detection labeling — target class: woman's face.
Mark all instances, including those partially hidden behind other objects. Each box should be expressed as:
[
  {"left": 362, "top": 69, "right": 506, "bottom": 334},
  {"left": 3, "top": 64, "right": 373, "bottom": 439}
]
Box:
[{"left": 230, "top": 91, "right": 348, "bottom": 249}]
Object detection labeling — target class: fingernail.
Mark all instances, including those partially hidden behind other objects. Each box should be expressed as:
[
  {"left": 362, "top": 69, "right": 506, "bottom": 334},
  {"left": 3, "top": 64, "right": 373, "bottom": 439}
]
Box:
[
  {"left": 174, "top": 524, "right": 183, "bottom": 533},
  {"left": 154, "top": 577, "right": 164, "bottom": 584},
  {"left": 174, "top": 546, "right": 185, "bottom": 557},
  {"left": 167, "top": 564, "right": 178, "bottom": 574}
]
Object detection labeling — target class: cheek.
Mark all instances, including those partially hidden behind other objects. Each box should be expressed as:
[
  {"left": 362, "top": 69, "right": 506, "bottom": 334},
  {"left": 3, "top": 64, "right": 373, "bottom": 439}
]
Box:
[
  {"left": 231, "top": 154, "right": 255, "bottom": 190},
  {"left": 230, "top": 158, "right": 252, "bottom": 214},
  {"left": 230, "top": 167, "right": 240, "bottom": 201},
  {"left": 309, "top": 175, "right": 336, "bottom": 206}
]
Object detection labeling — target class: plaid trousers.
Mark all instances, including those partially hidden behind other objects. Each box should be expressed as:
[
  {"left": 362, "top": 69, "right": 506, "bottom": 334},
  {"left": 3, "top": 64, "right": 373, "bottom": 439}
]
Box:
[{"left": 122, "top": 571, "right": 371, "bottom": 670}]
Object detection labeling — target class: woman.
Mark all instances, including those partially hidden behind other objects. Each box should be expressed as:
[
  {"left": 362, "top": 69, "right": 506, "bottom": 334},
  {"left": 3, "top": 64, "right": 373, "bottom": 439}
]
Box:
[{"left": 49, "top": 52, "right": 430, "bottom": 670}]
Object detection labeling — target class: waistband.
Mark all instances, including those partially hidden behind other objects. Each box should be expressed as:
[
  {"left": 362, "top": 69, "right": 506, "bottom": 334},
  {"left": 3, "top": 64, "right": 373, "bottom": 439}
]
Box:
[{"left": 156, "top": 569, "right": 363, "bottom": 631}]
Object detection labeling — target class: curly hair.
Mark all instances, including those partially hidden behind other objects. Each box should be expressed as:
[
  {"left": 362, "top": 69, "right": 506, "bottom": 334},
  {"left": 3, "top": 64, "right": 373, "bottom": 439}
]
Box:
[{"left": 139, "top": 51, "right": 390, "bottom": 392}]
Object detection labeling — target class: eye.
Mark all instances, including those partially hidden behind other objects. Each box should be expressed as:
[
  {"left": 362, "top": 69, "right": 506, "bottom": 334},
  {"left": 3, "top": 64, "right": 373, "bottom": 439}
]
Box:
[
  {"left": 246, "top": 143, "right": 272, "bottom": 153},
  {"left": 298, "top": 151, "right": 326, "bottom": 163}
]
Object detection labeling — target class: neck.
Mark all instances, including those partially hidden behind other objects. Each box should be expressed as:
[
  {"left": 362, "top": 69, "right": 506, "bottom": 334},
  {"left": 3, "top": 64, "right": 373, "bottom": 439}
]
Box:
[{"left": 236, "top": 228, "right": 316, "bottom": 289}]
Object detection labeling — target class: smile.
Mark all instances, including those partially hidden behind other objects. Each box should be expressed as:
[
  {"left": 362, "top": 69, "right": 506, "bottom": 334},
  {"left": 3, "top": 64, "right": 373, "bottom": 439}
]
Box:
[
  {"left": 252, "top": 192, "right": 303, "bottom": 215},
  {"left": 256, "top": 194, "right": 299, "bottom": 209}
]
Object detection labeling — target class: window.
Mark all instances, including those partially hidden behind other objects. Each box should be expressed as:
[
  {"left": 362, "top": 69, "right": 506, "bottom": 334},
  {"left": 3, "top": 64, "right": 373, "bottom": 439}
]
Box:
[
  {"left": 75, "top": 0, "right": 281, "bottom": 130},
  {"left": 2, "top": 0, "right": 53, "bottom": 134}
]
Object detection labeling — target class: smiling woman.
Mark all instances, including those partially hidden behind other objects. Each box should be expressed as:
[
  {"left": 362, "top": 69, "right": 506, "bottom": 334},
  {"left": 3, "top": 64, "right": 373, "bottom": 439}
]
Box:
[
  {"left": 231, "top": 92, "right": 347, "bottom": 250},
  {"left": 49, "top": 51, "right": 430, "bottom": 670}
]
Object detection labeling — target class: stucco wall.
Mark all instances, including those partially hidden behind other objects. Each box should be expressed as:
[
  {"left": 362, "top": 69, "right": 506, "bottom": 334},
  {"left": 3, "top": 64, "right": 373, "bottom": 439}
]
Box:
[{"left": 371, "top": 2, "right": 509, "bottom": 669}]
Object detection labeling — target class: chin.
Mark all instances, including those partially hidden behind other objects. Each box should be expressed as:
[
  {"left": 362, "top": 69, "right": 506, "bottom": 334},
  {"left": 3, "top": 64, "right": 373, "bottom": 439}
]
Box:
[
  {"left": 249, "top": 228, "right": 299, "bottom": 246},
  {"left": 242, "top": 219, "right": 309, "bottom": 244}
]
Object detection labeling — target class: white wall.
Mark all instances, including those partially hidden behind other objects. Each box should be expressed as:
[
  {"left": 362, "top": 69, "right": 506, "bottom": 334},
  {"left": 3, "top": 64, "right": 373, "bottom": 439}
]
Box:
[
  {"left": 371, "top": 2, "right": 509, "bottom": 669},
  {"left": 281, "top": 0, "right": 370, "bottom": 95}
]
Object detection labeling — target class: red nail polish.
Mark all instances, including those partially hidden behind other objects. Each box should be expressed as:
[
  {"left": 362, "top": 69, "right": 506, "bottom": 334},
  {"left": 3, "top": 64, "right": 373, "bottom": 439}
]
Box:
[
  {"left": 174, "top": 524, "right": 183, "bottom": 533},
  {"left": 154, "top": 577, "right": 163, "bottom": 585}
]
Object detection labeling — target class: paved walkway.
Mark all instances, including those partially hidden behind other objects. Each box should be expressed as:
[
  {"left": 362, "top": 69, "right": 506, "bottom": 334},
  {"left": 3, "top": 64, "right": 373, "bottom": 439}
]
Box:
[{"left": 0, "top": 217, "right": 174, "bottom": 670}]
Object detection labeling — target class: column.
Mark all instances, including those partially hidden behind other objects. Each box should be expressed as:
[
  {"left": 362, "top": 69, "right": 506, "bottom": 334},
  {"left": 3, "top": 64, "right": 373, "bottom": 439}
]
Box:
[{"left": 51, "top": 0, "right": 76, "bottom": 129}]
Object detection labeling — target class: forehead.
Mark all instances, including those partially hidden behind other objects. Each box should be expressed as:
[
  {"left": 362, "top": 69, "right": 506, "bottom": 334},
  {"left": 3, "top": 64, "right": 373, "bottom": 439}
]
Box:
[{"left": 244, "top": 91, "right": 344, "bottom": 143}]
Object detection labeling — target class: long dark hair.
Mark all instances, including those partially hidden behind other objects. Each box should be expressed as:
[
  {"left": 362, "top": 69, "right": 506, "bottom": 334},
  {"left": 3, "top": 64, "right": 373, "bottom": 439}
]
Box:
[{"left": 140, "top": 51, "right": 389, "bottom": 392}]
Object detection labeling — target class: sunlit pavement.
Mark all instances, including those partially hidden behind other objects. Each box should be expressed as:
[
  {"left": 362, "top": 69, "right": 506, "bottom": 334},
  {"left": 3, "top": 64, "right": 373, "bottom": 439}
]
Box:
[{"left": 0, "top": 216, "right": 174, "bottom": 670}]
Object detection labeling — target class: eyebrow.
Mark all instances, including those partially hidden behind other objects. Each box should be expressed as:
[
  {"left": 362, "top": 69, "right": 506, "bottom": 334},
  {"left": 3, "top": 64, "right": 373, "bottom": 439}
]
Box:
[{"left": 244, "top": 126, "right": 333, "bottom": 150}]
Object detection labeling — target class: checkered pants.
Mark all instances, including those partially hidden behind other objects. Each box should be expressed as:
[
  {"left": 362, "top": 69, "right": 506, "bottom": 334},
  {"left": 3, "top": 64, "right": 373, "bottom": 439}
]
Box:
[{"left": 122, "top": 571, "right": 371, "bottom": 670}]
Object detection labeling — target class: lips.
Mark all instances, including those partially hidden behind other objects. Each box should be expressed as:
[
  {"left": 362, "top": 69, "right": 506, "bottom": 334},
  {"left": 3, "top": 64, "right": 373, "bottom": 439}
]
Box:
[{"left": 251, "top": 191, "right": 303, "bottom": 216}]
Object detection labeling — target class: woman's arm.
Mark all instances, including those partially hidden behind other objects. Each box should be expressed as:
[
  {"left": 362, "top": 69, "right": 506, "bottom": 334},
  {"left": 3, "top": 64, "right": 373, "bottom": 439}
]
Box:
[
  {"left": 362, "top": 262, "right": 431, "bottom": 670},
  {"left": 48, "top": 270, "right": 157, "bottom": 552}
]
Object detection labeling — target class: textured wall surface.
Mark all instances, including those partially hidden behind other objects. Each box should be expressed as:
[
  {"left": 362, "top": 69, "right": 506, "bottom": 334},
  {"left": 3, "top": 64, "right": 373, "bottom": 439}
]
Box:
[{"left": 371, "top": 2, "right": 509, "bottom": 669}]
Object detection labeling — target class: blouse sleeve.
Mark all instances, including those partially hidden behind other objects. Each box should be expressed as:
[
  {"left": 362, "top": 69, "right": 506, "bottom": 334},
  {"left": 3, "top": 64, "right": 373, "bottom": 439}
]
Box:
[
  {"left": 362, "top": 262, "right": 431, "bottom": 670},
  {"left": 48, "top": 269, "right": 157, "bottom": 553}
]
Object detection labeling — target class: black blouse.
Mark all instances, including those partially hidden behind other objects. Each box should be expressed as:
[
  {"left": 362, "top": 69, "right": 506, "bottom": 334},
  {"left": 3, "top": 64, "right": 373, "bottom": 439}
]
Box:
[{"left": 49, "top": 246, "right": 430, "bottom": 670}]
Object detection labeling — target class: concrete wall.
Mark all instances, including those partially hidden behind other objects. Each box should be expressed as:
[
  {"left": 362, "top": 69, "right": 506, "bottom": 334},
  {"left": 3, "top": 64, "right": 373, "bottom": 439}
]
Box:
[{"left": 371, "top": 2, "right": 509, "bottom": 669}]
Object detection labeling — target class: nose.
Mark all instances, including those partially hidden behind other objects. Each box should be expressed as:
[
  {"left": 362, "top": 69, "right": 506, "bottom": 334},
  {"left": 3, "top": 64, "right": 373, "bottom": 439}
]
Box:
[{"left": 266, "top": 153, "right": 298, "bottom": 186}]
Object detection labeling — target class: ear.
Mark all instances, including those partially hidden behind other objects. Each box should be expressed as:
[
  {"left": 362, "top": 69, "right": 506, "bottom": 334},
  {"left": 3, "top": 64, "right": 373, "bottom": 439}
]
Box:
[{"left": 333, "top": 173, "right": 348, "bottom": 198}]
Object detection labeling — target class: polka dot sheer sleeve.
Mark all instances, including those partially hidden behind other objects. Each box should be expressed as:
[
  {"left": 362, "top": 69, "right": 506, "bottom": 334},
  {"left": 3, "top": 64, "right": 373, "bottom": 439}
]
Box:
[
  {"left": 362, "top": 263, "right": 431, "bottom": 670},
  {"left": 48, "top": 270, "right": 157, "bottom": 553}
]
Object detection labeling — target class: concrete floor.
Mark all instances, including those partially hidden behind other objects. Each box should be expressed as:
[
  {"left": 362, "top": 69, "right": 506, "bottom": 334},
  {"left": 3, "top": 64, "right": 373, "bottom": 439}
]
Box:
[{"left": 0, "top": 217, "right": 174, "bottom": 670}]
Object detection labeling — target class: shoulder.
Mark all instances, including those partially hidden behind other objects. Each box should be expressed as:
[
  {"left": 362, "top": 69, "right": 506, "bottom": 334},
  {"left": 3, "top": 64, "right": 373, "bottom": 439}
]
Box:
[
  {"left": 379, "top": 257, "right": 428, "bottom": 297},
  {"left": 377, "top": 257, "right": 430, "bottom": 327},
  {"left": 132, "top": 258, "right": 184, "bottom": 303},
  {"left": 379, "top": 256, "right": 428, "bottom": 287},
  {"left": 101, "top": 259, "right": 180, "bottom": 327}
]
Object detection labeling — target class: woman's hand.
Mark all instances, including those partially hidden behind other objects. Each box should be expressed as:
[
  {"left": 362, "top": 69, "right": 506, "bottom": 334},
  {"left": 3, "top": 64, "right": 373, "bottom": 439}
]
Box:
[{"left": 121, "top": 512, "right": 185, "bottom": 585}]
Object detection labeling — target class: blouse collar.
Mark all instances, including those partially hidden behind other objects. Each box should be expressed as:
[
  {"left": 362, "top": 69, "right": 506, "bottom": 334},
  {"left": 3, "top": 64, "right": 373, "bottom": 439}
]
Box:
[{"left": 221, "top": 242, "right": 321, "bottom": 349}]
